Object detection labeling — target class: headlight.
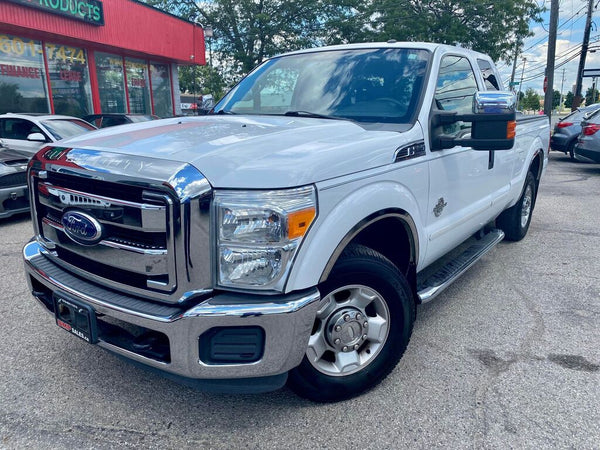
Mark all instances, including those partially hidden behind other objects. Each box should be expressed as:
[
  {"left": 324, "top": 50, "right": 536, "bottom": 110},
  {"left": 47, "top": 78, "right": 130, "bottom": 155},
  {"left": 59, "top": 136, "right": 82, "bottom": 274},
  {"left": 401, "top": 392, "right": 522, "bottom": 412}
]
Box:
[{"left": 214, "top": 186, "right": 317, "bottom": 290}]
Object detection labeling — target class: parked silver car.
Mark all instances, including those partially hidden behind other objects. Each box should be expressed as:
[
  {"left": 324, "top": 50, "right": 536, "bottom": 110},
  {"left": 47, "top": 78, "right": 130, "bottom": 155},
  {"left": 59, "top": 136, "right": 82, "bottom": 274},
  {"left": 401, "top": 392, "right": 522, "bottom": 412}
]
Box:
[
  {"left": 0, "top": 113, "right": 96, "bottom": 157},
  {"left": 551, "top": 104, "right": 600, "bottom": 159},
  {"left": 0, "top": 140, "right": 29, "bottom": 219},
  {"left": 574, "top": 109, "right": 600, "bottom": 163}
]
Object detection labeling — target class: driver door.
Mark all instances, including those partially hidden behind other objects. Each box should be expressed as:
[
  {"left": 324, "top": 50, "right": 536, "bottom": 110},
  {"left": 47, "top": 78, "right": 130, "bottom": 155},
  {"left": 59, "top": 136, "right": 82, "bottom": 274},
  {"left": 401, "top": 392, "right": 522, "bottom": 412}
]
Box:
[{"left": 424, "top": 55, "right": 496, "bottom": 264}]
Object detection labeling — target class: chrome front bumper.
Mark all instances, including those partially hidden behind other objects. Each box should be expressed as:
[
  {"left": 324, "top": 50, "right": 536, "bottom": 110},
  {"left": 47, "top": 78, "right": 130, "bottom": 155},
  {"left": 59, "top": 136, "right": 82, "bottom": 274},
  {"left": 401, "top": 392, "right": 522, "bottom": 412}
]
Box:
[{"left": 23, "top": 240, "right": 320, "bottom": 382}]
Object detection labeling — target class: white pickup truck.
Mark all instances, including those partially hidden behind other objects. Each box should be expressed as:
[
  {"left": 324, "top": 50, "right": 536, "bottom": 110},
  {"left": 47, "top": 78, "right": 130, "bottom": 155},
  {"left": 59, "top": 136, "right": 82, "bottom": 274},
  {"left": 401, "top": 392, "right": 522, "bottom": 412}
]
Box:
[{"left": 23, "top": 42, "right": 549, "bottom": 402}]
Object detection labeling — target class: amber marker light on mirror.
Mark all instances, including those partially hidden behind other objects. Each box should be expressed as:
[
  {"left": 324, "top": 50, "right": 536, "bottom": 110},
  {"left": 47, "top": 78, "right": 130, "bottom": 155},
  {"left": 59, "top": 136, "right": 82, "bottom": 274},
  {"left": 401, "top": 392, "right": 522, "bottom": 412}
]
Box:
[{"left": 507, "top": 121, "right": 517, "bottom": 139}]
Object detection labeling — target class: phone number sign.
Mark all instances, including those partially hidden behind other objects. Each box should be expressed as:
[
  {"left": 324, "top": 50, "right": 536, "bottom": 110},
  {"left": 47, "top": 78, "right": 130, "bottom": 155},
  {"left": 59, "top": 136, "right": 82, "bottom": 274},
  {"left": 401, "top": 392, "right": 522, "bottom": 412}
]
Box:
[{"left": 6, "top": 0, "right": 104, "bottom": 26}]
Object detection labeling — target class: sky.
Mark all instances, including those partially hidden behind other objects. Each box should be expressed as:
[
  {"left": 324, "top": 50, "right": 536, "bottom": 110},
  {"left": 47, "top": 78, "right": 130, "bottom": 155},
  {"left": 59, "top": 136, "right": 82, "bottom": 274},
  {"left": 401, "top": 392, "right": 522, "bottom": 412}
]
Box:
[{"left": 496, "top": 0, "right": 599, "bottom": 99}]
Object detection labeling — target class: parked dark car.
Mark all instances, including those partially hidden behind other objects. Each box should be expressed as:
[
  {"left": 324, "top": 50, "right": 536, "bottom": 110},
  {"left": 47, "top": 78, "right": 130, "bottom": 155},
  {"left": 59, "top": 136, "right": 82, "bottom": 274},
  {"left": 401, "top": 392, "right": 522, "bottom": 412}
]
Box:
[
  {"left": 551, "top": 104, "right": 600, "bottom": 159},
  {"left": 574, "top": 109, "right": 600, "bottom": 163},
  {"left": 0, "top": 141, "right": 29, "bottom": 219},
  {"left": 83, "top": 114, "right": 160, "bottom": 129}
]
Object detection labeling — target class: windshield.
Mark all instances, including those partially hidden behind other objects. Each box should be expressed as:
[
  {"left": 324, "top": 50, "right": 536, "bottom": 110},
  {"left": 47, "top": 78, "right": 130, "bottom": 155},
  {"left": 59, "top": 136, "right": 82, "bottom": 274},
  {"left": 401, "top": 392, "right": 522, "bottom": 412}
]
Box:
[
  {"left": 42, "top": 119, "right": 96, "bottom": 140},
  {"left": 214, "top": 48, "right": 430, "bottom": 124}
]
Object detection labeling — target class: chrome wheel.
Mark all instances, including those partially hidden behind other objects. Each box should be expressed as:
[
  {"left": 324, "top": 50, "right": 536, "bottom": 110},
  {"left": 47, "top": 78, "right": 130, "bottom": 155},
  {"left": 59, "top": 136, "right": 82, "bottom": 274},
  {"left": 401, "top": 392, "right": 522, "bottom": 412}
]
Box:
[
  {"left": 307, "top": 284, "right": 390, "bottom": 377},
  {"left": 520, "top": 184, "right": 533, "bottom": 228}
]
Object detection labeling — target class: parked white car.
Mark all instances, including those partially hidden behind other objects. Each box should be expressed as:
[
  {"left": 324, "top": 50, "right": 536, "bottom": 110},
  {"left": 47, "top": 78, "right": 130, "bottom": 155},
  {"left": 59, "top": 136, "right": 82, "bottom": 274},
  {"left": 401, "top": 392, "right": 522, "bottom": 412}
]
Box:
[{"left": 0, "top": 113, "right": 96, "bottom": 157}]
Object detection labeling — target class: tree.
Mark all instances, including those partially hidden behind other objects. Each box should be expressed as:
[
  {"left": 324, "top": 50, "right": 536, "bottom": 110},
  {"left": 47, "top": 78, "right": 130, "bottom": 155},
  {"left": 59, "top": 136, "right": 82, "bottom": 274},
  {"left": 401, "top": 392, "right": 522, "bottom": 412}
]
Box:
[
  {"left": 585, "top": 86, "right": 599, "bottom": 105},
  {"left": 564, "top": 91, "right": 574, "bottom": 110},
  {"left": 552, "top": 89, "right": 561, "bottom": 109},
  {"left": 521, "top": 88, "right": 540, "bottom": 111},
  {"left": 360, "top": 0, "right": 543, "bottom": 62},
  {"left": 145, "top": 0, "right": 360, "bottom": 74},
  {"left": 178, "top": 65, "right": 228, "bottom": 101},
  {"left": 144, "top": 0, "right": 543, "bottom": 77}
]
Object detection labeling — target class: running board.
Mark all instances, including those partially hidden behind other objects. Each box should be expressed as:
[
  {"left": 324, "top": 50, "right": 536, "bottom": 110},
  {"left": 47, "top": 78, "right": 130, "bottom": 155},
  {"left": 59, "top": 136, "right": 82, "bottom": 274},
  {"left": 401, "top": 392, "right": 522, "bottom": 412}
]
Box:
[{"left": 417, "top": 229, "right": 505, "bottom": 304}]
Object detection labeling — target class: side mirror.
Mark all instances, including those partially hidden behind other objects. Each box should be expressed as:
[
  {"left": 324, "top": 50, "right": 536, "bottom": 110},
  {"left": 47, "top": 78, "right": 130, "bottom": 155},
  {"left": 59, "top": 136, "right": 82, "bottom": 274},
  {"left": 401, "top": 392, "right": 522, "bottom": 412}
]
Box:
[
  {"left": 431, "top": 91, "right": 517, "bottom": 151},
  {"left": 27, "top": 132, "right": 47, "bottom": 142}
]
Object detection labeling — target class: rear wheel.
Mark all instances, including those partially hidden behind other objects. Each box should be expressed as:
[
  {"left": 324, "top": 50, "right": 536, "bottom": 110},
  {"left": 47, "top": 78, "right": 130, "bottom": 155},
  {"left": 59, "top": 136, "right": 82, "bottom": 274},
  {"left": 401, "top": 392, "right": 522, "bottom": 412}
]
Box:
[
  {"left": 567, "top": 140, "right": 575, "bottom": 160},
  {"left": 288, "top": 244, "right": 415, "bottom": 402},
  {"left": 497, "top": 171, "right": 536, "bottom": 241}
]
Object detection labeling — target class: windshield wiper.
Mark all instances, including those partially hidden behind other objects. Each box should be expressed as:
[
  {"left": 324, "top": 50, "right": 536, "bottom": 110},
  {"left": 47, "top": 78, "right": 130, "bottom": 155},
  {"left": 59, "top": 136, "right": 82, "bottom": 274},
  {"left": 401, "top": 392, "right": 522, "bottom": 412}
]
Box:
[
  {"left": 213, "top": 109, "right": 236, "bottom": 115},
  {"left": 283, "top": 110, "right": 349, "bottom": 121}
]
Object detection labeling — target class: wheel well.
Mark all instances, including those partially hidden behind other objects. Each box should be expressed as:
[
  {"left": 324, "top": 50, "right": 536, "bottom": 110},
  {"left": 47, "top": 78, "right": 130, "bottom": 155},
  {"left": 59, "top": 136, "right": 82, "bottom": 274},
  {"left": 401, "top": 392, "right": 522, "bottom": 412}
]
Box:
[
  {"left": 530, "top": 151, "right": 543, "bottom": 182},
  {"left": 351, "top": 217, "right": 413, "bottom": 277},
  {"left": 320, "top": 213, "right": 418, "bottom": 298}
]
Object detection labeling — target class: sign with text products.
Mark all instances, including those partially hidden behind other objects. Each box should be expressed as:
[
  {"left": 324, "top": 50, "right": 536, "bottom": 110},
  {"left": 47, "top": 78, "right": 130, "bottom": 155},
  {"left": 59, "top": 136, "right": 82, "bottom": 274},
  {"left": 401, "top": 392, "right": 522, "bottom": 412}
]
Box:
[{"left": 5, "top": 0, "right": 104, "bottom": 26}]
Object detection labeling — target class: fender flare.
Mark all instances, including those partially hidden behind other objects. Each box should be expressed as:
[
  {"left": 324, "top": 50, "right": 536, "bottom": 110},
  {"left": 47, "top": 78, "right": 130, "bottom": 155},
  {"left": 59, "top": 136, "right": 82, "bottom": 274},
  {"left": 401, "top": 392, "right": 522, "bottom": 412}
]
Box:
[
  {"left": 318, "top": 209, "right": 418, "bottom": 283},
  {"left": 284, "top": 181, "right": 424, "bottom": 293}
]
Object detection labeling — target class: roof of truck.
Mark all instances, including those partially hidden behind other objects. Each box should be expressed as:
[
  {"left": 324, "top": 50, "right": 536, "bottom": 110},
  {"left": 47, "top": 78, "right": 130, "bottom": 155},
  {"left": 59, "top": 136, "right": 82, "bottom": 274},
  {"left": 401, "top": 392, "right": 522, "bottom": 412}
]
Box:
[{"left": 280, "top": 41, "right": 493, "bottom": 60}]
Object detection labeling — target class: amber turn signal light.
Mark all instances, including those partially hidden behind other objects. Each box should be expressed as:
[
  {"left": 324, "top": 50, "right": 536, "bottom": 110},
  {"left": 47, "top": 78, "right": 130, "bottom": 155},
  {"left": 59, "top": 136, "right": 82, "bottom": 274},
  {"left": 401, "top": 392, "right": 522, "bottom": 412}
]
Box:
[
  {"left": 506, "top": 121, "right": 516, "bottom": 139},
  {"left": 288, "top": 208, "right": 316, "bottom": 240}
]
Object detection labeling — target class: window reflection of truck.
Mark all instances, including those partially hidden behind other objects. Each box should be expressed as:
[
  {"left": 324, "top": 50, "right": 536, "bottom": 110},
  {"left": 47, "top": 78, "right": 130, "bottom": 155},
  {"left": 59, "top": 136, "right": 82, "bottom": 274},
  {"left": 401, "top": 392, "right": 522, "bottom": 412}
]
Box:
[{"left": 24, "top": 43, "right": 549, "bottom": 402}]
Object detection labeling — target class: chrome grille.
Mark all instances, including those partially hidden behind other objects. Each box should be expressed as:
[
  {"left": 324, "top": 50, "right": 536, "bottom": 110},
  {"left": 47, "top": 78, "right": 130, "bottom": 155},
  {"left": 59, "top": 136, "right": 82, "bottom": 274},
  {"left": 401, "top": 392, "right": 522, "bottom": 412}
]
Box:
[
  {"left": 35, "top": 178, "right": 176, "bottom": 296},
  {"left": 28, "top": 147, "right": 213, "bottom": 304}
]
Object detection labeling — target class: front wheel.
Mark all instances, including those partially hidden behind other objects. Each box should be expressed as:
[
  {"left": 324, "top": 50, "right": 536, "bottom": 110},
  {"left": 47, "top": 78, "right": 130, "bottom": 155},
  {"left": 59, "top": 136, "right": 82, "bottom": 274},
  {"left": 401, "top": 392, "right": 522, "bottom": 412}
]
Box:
[
  {"left": 497, "top": 171, "right": 537, "bottom": 241},
  {"left": 288, "top": 245, "right": 415, "bottom": 402}
]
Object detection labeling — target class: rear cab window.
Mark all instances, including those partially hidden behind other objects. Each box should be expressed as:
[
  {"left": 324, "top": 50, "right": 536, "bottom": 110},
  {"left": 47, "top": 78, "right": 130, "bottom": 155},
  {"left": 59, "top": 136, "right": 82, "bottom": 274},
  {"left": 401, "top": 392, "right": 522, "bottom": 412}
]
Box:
[{"left": 476, "top": 59, "right": 501, "bottom": 91}]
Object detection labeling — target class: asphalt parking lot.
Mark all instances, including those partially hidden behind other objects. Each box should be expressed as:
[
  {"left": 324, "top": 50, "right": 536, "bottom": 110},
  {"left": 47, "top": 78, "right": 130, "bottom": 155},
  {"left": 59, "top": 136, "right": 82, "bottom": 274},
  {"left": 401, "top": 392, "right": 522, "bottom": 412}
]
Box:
[{"left": 1, "top": 151, "right": 599, "bottom": 449}]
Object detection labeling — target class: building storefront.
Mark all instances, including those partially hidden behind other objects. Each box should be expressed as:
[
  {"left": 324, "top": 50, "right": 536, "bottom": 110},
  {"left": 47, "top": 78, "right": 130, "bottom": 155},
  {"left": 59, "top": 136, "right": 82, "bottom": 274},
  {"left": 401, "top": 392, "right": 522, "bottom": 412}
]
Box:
[{"left": 0, "top": 0, "right": 206, "bottom": 117}]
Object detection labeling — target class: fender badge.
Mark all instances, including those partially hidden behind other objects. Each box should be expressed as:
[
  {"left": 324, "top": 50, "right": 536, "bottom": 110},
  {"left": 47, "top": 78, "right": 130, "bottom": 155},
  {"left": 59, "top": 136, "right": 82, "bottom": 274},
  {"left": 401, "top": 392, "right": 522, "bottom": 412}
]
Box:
[{"left": 433, "top": 198, "right": 447, "bottom": 217}]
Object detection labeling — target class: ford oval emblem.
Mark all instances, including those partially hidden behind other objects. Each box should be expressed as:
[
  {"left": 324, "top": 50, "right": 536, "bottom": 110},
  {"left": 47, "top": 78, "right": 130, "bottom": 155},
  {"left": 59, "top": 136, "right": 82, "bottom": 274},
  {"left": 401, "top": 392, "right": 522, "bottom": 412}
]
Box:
[{"left": 61, "top": 211, "right": 103, "bottom": 245}]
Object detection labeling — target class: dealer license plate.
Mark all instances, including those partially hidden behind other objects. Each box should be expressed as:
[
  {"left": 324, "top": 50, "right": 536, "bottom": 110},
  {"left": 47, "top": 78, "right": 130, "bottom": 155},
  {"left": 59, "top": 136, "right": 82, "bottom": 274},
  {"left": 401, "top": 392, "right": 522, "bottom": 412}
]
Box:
[{"left": 54, "top": 295, "right": 98, "bottom": 344}]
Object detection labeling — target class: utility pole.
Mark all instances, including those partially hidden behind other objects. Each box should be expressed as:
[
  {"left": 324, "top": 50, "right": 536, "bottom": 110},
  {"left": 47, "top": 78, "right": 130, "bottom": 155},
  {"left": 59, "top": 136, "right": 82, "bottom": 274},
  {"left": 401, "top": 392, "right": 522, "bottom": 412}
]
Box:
[
  {"left": 544, "top": 0, "right": 559, "bottom": 116},
  {"left": 510, "top": 41, "right": 519, "bottom": 89},
  {"left": 517, "top": 57, "right": 527, "bottom": 110},
  {"left": 559, "top": 68, "right": 566, "bottom": 112},
  {"left": 573, "top": 0, "right": 594, "bottom": 110}
]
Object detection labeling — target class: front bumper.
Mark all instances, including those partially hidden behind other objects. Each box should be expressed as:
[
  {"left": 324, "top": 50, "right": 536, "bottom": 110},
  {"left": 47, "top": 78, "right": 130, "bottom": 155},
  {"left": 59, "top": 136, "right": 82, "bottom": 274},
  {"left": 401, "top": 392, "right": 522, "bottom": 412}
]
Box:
[
  {"left": 574, "top": 145, "right": 600, "bottom": 163},
  {"left": 0, "top": 184, "right": 29, "bottom": 218},
  {"left": 24, "top": 240, "right": 320, "bottom": 387}
]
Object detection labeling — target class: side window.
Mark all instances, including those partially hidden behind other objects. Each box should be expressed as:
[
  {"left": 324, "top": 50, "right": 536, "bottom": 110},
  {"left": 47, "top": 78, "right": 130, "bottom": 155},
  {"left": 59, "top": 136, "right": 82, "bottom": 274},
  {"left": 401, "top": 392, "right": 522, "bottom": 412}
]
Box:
[
  {"left": 477, "top": 59, "right": 501, "bottom": 91},
  {"left": 435, "top": 56, "right": 478, "bottom": 138},
  {"left": 3, "top": 119, "right": 41, "bottom": 140},
  {"left": 0, "top": 119, "right": 5, "bottom": 138}
]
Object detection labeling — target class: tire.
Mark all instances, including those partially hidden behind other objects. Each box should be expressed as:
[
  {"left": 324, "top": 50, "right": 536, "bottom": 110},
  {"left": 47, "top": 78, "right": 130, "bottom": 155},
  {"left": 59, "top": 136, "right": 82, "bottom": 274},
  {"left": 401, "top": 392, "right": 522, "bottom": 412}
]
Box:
[
  {"left": 567, "top": 140, "right": 575, "bottom": 160},
  {"left": 287, "top": 244, "right": 415, "bottom": 402},
  {"left": 497, "top": 171, "right": 536, "bottom": 241}
]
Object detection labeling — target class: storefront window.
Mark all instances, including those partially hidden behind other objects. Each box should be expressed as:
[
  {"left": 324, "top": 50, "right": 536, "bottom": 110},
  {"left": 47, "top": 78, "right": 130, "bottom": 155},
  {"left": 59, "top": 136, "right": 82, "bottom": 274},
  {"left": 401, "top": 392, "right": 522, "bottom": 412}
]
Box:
[
  {"left": 0, "top": 34, "right": 50, "bottom": 114},
  {"left": 45, "top": 43, "right": 93, "bottom": 117},
  {"left": 95, "top": 52, "right": 126, "bottom": 113},
  {"left": 150, "top": 63, "right": 173, "bottom": 117},
  {"left": 126, "top": 58, "right": 151, "bottom": 114}
]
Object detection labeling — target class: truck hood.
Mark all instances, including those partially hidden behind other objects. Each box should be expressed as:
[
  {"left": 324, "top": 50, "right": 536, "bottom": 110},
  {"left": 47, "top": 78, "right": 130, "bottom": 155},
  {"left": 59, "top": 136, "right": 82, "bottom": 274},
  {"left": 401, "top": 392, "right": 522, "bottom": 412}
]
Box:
[{"left": 58, "top": 116, "right": 421, "bottom": 188}]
